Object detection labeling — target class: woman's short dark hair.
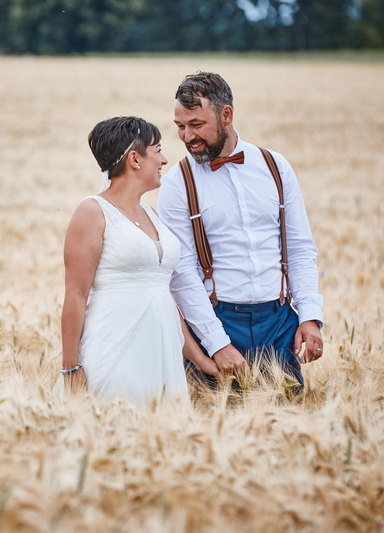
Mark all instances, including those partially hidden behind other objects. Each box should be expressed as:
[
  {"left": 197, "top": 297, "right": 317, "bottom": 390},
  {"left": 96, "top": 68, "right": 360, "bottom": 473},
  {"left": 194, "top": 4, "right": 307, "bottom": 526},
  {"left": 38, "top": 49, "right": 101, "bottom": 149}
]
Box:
[
  {"left": 88, "top": 116, "right": 161, "bottom": 178},
  {"left": 175, "top": 71, "right": 233, "bottom": 115}
]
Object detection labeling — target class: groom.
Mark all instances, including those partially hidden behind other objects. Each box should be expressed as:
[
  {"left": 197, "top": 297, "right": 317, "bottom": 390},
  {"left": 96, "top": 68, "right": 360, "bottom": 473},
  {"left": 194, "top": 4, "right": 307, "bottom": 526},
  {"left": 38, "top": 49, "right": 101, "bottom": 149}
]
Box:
[{"left": 158, "top": 71, "right": 323, "bottom": 387}]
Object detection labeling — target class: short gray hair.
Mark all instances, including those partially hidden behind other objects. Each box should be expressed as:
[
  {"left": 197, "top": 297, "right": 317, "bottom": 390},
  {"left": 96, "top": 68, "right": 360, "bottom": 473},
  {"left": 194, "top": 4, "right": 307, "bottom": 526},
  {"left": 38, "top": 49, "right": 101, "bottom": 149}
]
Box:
[{"left": 175, "top": 71, "right": 233, "bottom": 115}]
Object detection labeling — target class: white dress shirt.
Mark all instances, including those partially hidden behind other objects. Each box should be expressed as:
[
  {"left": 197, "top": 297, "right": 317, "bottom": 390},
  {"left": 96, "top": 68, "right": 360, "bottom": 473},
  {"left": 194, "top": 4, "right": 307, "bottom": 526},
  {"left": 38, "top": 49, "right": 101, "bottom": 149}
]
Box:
[{"left": 157, "top": 135, "right": 323, "bottom": 356}]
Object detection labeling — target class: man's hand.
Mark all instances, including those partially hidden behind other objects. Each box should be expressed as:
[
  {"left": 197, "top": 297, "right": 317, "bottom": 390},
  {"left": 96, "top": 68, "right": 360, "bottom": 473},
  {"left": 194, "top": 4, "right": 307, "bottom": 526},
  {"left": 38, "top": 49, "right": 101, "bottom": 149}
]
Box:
[
  {"left": 294, "top": 320, "right": 323, "bottom": 363},
  {"left": 213, "top": 344, "right": 249, "bottom": 375}
]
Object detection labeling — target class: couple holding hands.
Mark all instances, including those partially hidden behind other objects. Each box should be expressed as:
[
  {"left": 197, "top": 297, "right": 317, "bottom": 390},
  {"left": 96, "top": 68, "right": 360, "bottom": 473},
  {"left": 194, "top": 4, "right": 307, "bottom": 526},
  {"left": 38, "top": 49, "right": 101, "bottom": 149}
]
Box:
[{"left": 61, "top": 71, "right": 323, "bottom": 404}]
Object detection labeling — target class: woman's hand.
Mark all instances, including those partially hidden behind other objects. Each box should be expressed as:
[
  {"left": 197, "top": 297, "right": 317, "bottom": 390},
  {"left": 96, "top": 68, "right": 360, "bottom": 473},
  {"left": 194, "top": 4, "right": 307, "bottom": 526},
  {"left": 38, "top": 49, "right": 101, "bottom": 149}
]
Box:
[
  {"left": 194, "top": 355, "right": 222, "bottom": 379},
  {"left": 64, "top": 368, "right": 88, "bottom": 393},
  {"left": 176, "top": 309, "right": 222, "bottom": 379}
]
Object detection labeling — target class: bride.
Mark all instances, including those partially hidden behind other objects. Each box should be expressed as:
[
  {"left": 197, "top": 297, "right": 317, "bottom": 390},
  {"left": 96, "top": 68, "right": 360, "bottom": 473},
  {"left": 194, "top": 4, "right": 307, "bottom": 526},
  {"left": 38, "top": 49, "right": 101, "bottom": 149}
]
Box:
[{"left": 61, "top": 116, "right": 220, "bottom": 403}]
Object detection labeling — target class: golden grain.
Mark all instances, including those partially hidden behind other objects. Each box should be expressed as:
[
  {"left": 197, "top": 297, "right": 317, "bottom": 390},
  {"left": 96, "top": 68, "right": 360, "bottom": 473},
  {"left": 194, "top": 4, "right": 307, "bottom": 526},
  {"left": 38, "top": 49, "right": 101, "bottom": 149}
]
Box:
[{"left": 0, "top": 55, "right": 383, "bottom": 532}]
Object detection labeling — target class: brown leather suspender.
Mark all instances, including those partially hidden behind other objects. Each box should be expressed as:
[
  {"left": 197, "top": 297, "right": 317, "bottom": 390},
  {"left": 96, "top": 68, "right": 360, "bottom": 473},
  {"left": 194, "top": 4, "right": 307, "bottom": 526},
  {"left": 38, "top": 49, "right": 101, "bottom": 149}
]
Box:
[
  {"left": 179, "top": 148, "right": 292, "bottom": 308},
  {"left": 259, "top": 148, "right": 292, "bottom": 306},
  {"left": 179, "top": 157, "right": 218, "bottom": 307}
]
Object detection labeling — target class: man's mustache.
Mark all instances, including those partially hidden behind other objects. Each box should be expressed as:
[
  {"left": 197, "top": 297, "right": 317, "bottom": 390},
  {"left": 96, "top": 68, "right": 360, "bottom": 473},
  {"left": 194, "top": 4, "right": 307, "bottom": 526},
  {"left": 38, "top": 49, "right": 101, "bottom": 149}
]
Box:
[{"left": 185, "top": 138, "right": 206, "bottom": 148}]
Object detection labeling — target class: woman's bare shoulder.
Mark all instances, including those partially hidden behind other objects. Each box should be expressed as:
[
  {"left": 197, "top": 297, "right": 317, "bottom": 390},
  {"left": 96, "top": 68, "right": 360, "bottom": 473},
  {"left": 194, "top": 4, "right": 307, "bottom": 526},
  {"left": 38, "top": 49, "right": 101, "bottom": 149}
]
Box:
[{"left": 67, "top": 196, "right": 105, "bottom": 232}]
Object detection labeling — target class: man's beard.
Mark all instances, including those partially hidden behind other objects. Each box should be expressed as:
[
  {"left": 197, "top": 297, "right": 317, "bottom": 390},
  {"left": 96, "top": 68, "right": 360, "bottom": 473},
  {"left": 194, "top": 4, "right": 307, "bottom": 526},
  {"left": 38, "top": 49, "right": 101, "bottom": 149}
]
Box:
[{"left": 186, "top": 123, "right": 228, "bottom": 164}]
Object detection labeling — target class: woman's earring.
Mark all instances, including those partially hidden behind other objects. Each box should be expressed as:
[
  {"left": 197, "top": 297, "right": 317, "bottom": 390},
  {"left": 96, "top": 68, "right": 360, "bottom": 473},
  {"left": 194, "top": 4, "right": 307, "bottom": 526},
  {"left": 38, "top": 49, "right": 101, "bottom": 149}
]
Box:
[{"left": 137, "top": 165, "right": 141, "bottom": 169}]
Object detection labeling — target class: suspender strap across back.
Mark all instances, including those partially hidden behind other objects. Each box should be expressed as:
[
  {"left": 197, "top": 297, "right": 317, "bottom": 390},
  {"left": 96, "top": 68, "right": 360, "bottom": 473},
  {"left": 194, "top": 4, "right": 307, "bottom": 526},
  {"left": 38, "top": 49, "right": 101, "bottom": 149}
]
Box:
[
  {"left": 179, "top": 149, "right": 291, "bottom": 308},
  {"left": 179, "top": 157, "right": 218, "bottom": 307}
]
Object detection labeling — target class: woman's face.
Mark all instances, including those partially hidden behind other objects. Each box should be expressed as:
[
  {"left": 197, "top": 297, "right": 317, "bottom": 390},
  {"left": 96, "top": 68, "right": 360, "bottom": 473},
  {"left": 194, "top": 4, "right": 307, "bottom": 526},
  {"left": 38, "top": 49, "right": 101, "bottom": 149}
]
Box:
[{"left": 139, "top": 142, "right": 168, "bottom": 190}]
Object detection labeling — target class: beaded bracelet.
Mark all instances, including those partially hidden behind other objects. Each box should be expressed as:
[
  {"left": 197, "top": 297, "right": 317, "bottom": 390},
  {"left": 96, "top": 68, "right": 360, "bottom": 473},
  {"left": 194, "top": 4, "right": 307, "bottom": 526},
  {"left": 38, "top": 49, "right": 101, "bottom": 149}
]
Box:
[{"left": 61, "top": 364, "right": 83, "bottom": 375}]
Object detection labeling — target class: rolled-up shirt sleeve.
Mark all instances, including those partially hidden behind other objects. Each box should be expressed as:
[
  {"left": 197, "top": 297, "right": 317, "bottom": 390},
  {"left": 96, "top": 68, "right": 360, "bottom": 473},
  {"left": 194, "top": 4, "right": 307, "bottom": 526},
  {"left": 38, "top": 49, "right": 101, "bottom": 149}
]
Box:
[
  {"left": 274, "top": 153, "right": 324, "bottom": 325},
  {"left": 157, "top": 169, "right": 231, "bottom": 356}
]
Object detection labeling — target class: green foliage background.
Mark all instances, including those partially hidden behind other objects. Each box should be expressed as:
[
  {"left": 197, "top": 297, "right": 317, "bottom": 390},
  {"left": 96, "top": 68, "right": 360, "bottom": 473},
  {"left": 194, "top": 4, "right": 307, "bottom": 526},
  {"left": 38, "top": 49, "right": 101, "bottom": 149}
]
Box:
[{"left": 0, "top": 0, "right": 383, "bottom": 54}]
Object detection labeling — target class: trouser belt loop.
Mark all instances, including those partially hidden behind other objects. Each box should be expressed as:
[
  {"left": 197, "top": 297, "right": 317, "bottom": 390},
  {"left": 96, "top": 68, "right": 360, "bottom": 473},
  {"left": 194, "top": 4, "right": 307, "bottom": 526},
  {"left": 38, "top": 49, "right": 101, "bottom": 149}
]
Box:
[
  {"left": 215, "top": 301, "right": 224, "bottom": 313},
  {"left": 274, "top": 299, "right": 284, "bottom": 312}
]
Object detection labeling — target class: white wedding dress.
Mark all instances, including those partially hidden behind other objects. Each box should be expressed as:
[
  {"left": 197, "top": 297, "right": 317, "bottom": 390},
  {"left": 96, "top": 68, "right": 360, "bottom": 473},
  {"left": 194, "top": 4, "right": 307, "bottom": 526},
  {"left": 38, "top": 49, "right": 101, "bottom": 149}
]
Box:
[{"left": 78, "top": 195, "right": 189, "bottom": 404}]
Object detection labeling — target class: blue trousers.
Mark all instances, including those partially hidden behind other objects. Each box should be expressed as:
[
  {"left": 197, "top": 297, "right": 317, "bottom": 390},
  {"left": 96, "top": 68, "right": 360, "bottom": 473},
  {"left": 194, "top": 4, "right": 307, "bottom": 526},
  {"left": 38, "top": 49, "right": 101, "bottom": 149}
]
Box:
[{"left": 186, "top": 299, "right": 303, "bottom": 388}]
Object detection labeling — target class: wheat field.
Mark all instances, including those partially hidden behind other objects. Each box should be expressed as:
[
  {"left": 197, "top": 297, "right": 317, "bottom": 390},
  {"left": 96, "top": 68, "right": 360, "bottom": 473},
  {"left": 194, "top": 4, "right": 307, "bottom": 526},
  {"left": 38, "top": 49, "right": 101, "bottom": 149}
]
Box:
[{"left": 0, "top": 55, "right": 383, "bottom": 532}]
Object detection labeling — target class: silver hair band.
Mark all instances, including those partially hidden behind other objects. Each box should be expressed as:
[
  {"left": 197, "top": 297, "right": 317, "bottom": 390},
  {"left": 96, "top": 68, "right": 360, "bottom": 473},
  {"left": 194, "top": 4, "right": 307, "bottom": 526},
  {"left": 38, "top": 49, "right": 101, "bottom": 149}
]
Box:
[
  {"left": 110, "top": 128, "right": 140, "bottom": 168},
  {"left": 109, "top": 127, "right": 141, "bottom": 169},
  {"left": 99, "top": 127, "right": 141, "bottom": 192}
]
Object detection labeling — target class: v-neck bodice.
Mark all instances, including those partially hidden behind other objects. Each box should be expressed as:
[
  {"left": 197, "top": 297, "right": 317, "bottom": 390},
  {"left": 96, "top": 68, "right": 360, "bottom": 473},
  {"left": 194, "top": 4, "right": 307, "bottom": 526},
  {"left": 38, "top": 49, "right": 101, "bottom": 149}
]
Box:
[
  {"left": 82, "top": 195, "right": 180, "bottom": 292},
  {"left": 153, "top": 240, "right": 163, "bottom": 264}
]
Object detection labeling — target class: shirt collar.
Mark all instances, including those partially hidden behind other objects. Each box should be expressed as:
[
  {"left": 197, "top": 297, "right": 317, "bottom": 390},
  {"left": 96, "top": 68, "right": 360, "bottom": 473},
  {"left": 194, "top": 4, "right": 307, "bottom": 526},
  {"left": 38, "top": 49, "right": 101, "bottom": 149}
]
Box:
[{"left": 227, "top": 131, "right": 242, "bottom": 157}]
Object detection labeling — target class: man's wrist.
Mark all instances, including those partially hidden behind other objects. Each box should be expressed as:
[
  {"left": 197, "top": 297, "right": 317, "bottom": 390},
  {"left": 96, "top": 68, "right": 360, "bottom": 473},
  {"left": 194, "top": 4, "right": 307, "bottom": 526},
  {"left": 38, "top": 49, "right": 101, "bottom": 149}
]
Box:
[
  {"left": 212, "top": 343, "right": 231, "bottom": 359},
  {"left": 299, "top": 318, "right": 323, "bottom": 329},
  {"left": 296, "top": 302, "right": 323, "bottom": 329},
  {"left": 202, "top": 331, "right": 231, "bottom": 357}
]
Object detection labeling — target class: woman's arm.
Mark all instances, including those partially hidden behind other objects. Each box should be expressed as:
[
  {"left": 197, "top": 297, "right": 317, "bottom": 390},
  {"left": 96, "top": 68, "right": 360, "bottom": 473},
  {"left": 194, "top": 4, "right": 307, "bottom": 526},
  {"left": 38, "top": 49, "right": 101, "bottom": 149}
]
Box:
[
  {"left": 177, "top": 310, "right": 221, "bottom": 378},
  {"left": 61, "top": 199, "right": 105, "bottom": 391}
]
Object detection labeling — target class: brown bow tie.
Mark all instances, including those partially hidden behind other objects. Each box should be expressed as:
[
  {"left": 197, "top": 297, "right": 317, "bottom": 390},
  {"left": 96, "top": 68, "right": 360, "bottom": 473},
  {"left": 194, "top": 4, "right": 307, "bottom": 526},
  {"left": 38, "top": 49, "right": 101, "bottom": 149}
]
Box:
[{"left": 210, "top": 151, "right": 245, "bottom": 171}]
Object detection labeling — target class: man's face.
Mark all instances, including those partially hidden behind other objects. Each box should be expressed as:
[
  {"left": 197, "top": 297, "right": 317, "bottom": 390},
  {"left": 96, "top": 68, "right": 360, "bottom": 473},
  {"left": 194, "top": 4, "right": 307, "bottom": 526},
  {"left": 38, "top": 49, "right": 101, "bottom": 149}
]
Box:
[{"left": 174, "top": 97, "right": 228, "bottom": 163}]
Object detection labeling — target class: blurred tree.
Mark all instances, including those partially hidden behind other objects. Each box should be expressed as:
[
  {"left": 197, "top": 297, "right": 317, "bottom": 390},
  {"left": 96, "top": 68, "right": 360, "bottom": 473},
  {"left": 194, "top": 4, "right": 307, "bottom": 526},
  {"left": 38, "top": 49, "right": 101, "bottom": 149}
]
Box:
[
  {"left": 5, "top": 0, "right": 140, "bottom": 53},
  {"left": 0, "top": 0, "right": 13, "bottom": 51},
  {"left": 128, "top": 0, "right": 252, "bottom": 51},
  {"left": 350, "top": 0, "right": 384, "bottom": 48},
  {"left": 290, "top": 0, "right": 351, "bottom": 49},
  {"left": 244, "top": 0, "right": 353, "bottom": 50},
  {"left": 245, "top": 0, "right": 294, "bottom": 50},
  {"left": 0, "top": 0, "right": 383, "bottom": 53}
]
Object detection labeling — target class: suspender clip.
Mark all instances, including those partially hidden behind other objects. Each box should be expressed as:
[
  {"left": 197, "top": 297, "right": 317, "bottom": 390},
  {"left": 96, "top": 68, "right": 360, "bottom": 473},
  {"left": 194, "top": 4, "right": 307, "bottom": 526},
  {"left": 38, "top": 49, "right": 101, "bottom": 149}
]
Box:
[{"left": 190, "top": 213, "right": 201, "bottom": 220}]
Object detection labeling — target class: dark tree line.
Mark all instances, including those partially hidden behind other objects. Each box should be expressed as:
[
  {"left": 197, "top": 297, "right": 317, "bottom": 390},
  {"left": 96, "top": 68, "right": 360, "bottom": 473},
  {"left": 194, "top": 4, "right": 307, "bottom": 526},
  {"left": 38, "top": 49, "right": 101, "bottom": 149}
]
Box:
[{"left": 0, "top": 0, "right": 383, "bottom": 54}]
